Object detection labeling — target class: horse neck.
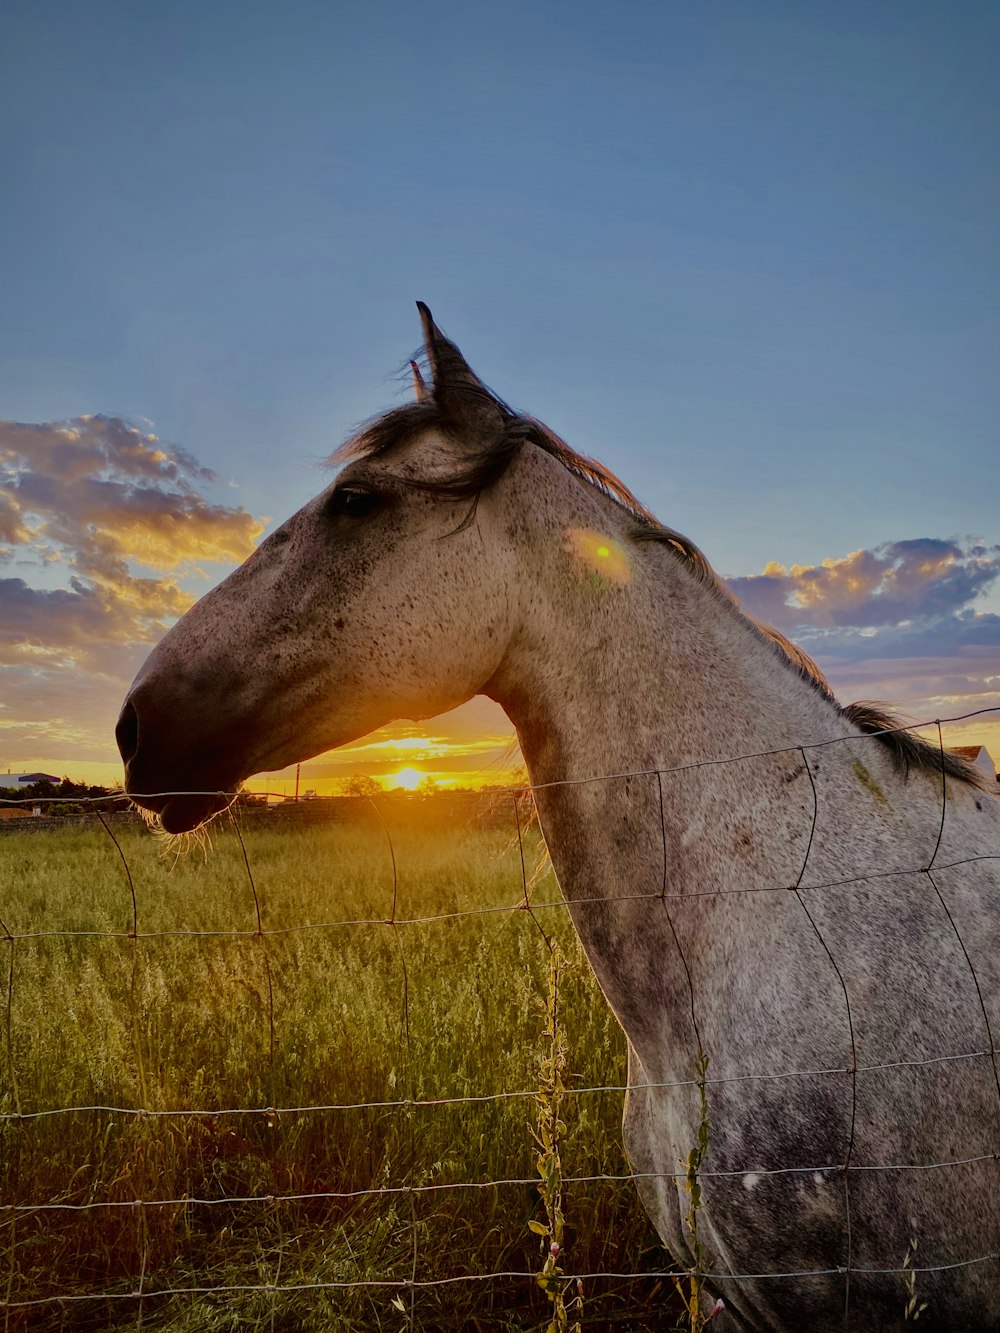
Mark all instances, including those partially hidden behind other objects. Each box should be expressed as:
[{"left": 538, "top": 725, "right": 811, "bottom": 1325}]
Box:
[
  {"left": 490, "top": 515, "right": 848, "bottom": 788},
  {"left": 486, "top": 494, "right": 853, "bottom": 1064}
]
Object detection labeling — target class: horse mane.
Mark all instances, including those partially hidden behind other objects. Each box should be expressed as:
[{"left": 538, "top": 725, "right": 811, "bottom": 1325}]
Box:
[{"left": 333, "top": 395, "right": 984, "bottom": 790}]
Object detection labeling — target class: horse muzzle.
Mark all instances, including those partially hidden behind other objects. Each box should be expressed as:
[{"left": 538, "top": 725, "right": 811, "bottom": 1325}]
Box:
[{"left": 116, "top": 695, "right": 243, "bottom": 833}]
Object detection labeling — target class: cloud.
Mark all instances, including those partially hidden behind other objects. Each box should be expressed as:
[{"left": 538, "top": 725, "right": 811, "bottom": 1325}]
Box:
[
  {"left": 0, "top": 416, "right": 264, "bottom": 764},
  {"left": 0, "top": 660, "right": 144, "bottom": 762},
  {"left": 727, "top": 538, "right": 1000, "bottom": 732},
  {"left": 4, "top": 416, "right": 998, "bottom": 779},
  {"left": 729, "top": 539, "right": 1000, "bottom": 632},
  {"left": 0, "top": 417, "right": 216, "bottom": 487},
  {"left": 0, "top": 416, "right": 263, "bottom": 667},
  {"left": 1, "top": 415, "right": 261, "bottom": 580}
]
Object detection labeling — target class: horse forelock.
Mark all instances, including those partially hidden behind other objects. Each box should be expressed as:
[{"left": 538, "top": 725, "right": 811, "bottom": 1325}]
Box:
[{"left": 329, "top": 397, "right": 983, "bottom": 789}]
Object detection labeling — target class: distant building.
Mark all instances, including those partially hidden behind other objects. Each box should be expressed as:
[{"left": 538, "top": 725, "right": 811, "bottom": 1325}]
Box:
[
  {"left": 0, "top": 771, "right": 60, "bottom": 790},
  {"left": 951, "top": 745, "right": 997, "bottom": 781}
]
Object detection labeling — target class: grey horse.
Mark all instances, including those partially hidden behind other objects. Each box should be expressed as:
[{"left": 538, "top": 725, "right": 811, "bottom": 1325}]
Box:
[{"left": 118, "top": 307, "right": 1000, "bottom": 1330}]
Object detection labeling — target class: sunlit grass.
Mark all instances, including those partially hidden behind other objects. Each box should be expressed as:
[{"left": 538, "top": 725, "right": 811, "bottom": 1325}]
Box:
[{"left": 0, "top": 813, "right": 670, "bottom": 1330}]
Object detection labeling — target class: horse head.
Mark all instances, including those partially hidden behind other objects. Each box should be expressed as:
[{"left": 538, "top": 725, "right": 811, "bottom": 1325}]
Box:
[{"left": 117, "top": 306, "right": 531, "bottom": 832}]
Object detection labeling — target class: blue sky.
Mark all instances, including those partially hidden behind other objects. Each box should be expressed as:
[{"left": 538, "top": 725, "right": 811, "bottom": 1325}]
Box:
[{"left": 2, "top": 1, "right": 998, "bottom": 783}]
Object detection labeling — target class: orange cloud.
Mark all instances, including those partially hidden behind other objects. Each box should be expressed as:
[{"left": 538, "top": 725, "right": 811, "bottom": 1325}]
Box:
[
  {"left": 732, "top": 539, "right": 1000, "bottom": 630},
  {"left": 730, "top": 538, "right": 1000, "bottom": 748},
  {"left": 0, "top": 415, "right": 265, "bottom": 766}
]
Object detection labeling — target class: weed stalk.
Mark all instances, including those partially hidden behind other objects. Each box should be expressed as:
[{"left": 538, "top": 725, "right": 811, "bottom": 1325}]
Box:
[
  {"left": 531, "top": 946, "right": 582, "bottom": 1333},
  {"left": 902, "top": 1237, "right": 928, "bottom": 1322}
]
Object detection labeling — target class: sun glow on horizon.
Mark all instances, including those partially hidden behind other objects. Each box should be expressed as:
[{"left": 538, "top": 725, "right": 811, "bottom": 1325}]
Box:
[{"left": 387, "top": 766, "right": 424, "bottom": 791}]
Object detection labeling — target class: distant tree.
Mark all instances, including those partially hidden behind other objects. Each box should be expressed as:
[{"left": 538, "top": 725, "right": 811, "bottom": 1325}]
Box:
[
  {"left": 22, "top": 779, "right": 58, "bottom": 802},
  {"left": 235, "top": 790, "right": 267, "bottom": 808},
  {"left": 0, "top": 776, "right": 128, "bottom": 817},
  {"left": 417, "top": 775, "right": 440, "bottom": 796},
  {"left": 338, "top": 774, "right": 382, "bottom": 798}
]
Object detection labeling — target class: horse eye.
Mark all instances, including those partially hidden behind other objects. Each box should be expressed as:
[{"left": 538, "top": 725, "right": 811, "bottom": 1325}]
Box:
[{"left": 327, "top": 486, "right": 382, "bottom": 519}]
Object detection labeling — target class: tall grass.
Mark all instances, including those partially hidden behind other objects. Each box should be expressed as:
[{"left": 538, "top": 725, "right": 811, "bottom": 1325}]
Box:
[{"left": 0, "top": 811, "right": 672, "bottom": 1330}]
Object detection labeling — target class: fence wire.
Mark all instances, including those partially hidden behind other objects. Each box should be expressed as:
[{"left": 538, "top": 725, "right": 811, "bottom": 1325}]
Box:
[{"left": 1, "top": 706, "right": 998, "bottom": 1325}]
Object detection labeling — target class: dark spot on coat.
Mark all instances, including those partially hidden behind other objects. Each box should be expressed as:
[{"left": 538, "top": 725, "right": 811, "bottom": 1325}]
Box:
[{"left": 334, "top": 617, "right": 345, "bottom": 631}]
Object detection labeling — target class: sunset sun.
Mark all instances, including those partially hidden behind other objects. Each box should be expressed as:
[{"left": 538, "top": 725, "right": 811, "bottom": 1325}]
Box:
[{"left": 390, "top": 767, "right": 423, "bottom": 791}]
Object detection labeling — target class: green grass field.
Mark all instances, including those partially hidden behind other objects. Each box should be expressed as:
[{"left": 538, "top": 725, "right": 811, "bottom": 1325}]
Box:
[{"left": 0, "top": 808, "right": 674, "bottom": 1331}]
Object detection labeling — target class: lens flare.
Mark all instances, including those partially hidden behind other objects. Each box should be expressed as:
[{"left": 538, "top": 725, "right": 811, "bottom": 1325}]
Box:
[{"left": 565, "top": 528, "right": 633, "bottom": 584}]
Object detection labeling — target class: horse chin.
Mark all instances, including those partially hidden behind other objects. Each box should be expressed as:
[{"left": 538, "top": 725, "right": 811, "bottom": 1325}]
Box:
[
  {"left": 130, "top": 790, "right": 236, "bottom": 835},
  {"left": 158, "top": 793, "right": 235, "bottom": 835}
]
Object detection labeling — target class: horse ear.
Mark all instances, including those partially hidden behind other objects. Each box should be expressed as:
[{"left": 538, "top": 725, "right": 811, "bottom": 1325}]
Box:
[
  {"left": 415, "top": 302, "right": 504, "bottom": 438},
  {"left": 409, "top": 359, "right": 428, "bottom": 403}
]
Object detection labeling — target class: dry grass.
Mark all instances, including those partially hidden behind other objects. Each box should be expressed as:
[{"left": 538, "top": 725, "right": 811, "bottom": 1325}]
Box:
[{"left": 0, "top": 812, "right": 672, "bottom": 1331}]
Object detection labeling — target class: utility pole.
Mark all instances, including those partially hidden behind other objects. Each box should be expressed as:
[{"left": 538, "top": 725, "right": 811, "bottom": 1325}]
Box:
[{"left": 294, "top": 762, "right": 300, "bottom": 802}]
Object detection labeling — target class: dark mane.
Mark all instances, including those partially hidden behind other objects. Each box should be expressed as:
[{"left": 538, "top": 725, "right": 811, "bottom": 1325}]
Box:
[{"left": 332, "top": 396, "right": 983, "bottom": 789}]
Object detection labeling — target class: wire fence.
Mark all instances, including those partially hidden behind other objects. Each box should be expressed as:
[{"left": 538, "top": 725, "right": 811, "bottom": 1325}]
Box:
[{"left": 1, "top": 707, "right": 999, "bottom": 1328}]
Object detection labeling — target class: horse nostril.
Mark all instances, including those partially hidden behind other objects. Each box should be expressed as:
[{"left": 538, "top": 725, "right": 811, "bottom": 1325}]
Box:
[{"left": 116, "top": 700, "right": 140, "bottom": 764}]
